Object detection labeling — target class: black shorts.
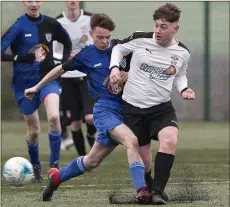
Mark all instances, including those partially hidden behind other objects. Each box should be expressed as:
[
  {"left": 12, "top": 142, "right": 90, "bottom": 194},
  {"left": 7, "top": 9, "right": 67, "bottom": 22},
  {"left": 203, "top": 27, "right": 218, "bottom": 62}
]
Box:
[
  {"left": 60, "top": 78, "right": 97, "bottom": 121},
  {"left": 123, "top": 100, "right": 178, "bottom": 146}
]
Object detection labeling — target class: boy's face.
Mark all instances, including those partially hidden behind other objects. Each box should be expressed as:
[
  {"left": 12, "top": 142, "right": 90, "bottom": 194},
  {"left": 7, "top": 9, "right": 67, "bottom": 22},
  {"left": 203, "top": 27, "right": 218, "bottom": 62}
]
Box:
[
  {"left": 154, "top": 18, "right": 179, "bottom": 46},
  {"left": 23, "top": 1, "right": 42, "bottom": 18},
  {"left": 90, "top": 27, "right": 112, "bottom": 51},
  {"left": 65, "top": 1, "right": 80, "bottom": 10}
]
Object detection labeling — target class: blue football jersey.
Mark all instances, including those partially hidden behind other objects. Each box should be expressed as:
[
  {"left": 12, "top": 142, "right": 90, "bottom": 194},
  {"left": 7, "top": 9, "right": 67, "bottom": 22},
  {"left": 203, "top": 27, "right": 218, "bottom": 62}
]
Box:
[
  {"left": 1, "top": 13, "right": 71, "bottom": 92},
  {"left": 62, "top": 41, "right": 129, "bottom": 101}
]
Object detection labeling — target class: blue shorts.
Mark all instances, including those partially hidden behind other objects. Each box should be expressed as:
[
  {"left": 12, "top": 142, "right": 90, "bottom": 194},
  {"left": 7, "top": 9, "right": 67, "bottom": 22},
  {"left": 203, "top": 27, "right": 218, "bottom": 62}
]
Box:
[
  {"left": 15, "top": 81, "right": 61, "bottom": 115},
  {"left": 93, "top": 99, "right": 123, "bottom": 146}
]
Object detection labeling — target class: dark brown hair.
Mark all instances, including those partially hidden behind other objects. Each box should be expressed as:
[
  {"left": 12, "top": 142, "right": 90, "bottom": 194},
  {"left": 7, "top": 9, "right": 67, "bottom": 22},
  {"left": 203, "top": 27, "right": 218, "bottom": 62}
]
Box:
[
  {"left": 90, "top": 13, "right": 116, "bottom": 31},
  {"left": 153, "top": 3, "right": 181, "bottom": 23}
]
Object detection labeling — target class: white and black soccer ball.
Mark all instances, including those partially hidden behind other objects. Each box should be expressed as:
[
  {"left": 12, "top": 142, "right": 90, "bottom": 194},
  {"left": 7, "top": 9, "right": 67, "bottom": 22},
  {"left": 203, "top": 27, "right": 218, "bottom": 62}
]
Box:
[{"left": 3, "top": 157, "right": 34, "bottom": 186}]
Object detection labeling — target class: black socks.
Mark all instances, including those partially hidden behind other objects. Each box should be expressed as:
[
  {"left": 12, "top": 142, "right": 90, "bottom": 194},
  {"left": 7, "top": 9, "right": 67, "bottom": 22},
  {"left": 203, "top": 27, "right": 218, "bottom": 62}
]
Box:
[
  {"left": 86, "top": 123, "right": 96, "bottom": 148},
  {"left": 152, "top": 152, "right": 175, "bottom": 193},
  {"left": 72, "top": 130, "right": 86, "bottom": 156},
  {"left": 145, "top": 170, "right": 154, "bottom": 191}
]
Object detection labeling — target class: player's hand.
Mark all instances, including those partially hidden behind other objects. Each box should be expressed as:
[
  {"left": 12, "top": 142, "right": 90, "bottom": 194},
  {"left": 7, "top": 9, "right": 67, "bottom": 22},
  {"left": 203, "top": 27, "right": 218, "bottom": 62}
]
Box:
[
  {"left": 181, "top": 88, "right": 196, "bottom": 100},
  {"left": 120, "top": 71, "right": 128, "bottom": 84},
  {"left": 110, "top": 67, "right": 121, "bottom": 84},
  {"left": 15, "top": 53, "right": 35, "bottom": 64},
  {"left": 24, "top": 86, "right": 39, "bottom": 99}
]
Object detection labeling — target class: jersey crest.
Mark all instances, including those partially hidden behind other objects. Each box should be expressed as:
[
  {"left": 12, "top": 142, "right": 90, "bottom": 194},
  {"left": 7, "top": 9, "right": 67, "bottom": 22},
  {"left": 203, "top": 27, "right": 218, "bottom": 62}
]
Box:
[
  {"left": 45, "top": 33, "right": 52, "bottom": 42},
  {"left": 80, "top": 34, "right": 88, "bottom": 43}
]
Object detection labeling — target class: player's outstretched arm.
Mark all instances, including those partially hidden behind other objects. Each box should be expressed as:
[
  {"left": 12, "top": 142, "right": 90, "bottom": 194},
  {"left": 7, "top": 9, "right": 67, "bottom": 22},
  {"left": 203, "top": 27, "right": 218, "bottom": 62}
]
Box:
[{"left": 24, "top": 64, "right": 65, "bottom": 99}]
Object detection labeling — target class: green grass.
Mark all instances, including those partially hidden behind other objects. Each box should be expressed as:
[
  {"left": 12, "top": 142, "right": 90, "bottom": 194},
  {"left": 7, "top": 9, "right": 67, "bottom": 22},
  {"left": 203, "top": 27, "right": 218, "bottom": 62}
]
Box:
[{"left": 1, "top": 121, "right": 229, "bottom": 207}]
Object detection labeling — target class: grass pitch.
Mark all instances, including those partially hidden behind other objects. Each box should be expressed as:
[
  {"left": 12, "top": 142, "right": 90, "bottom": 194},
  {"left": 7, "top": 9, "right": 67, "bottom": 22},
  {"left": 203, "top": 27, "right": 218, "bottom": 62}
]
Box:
[{"left": 1, "top": 121, "right": 229, "bottom": 207}]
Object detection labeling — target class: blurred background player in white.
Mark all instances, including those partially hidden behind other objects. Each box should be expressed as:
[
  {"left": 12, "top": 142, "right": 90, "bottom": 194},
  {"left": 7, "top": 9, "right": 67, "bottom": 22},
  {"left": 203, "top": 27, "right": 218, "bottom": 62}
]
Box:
[{"left": 53, "top": 1, "right": 97, "bottom": 154}]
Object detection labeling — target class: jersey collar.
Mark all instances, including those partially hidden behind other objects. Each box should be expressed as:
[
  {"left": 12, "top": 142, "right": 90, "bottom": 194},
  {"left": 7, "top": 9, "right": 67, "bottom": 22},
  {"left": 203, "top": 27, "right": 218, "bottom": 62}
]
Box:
[
  {"left": 25, "top": 13, "right": 43, "bottom": 23},
  {"left": 62, "top": 9, "right": 83, "bottom": 23}
]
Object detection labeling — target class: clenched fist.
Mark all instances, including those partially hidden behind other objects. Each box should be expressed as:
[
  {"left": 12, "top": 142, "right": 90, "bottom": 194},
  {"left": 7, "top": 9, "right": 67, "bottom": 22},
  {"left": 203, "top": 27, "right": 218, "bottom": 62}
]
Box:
[
  {"left": 181, "top": 88, "right": 196, "bottom": 100},
  {"left": 24, "top": 86, "right": 39, "bottom": 99},
  {"left": 110, "top": 67, "right": 121, "bottom": 84}
]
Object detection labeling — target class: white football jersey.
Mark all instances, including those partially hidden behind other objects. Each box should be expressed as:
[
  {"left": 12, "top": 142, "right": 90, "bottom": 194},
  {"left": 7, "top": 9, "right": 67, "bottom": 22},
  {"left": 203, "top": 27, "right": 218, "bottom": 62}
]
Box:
[
  {"left": 53, "top": 10, "right": 93, "bottom": 62},
  {"left": 110, "top": 32, "right": 190, "bottom": 108}
]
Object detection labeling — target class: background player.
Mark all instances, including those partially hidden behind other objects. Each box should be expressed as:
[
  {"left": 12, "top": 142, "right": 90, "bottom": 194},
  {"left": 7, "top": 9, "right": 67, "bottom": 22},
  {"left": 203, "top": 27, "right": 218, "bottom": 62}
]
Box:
[
  {"left": 53, "top": 1, "right": 97, "bottom": 154},
  {"left": 1, "top": 1, "right": 72, "bottom": 182}
]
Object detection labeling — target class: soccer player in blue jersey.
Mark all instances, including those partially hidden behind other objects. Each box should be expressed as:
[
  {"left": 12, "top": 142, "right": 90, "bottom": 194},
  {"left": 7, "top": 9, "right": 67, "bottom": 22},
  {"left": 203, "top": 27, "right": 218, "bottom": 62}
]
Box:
[
  {"left": 25, "top": 13, "right": 151, "bottom": 204},
  {"left": 1, "top": 1, "right": 72, "bottom": 182}
]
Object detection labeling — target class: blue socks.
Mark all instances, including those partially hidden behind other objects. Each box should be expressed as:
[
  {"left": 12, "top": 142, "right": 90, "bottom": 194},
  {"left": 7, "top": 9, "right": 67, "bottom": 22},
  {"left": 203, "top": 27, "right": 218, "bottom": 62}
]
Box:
[
  {"left": 129, "top": 162, "right": 147, "bottom": 191},
  {"left": 26, "top": 139, "right": 40, "bottom": 166},
  {"left": 48, "top": 130, "right": 61, "bottom": 165},
  {"left": 60, "top": 156, "right": 87, "bottom": 182}
]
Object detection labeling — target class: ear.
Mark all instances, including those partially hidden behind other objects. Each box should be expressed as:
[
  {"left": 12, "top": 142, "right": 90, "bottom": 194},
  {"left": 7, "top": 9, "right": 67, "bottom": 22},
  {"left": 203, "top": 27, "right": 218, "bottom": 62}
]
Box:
[
  {"left": 174, "top": 25, "right": 179, "bottom": 34},
  {"left": 89, "top": 30, "right": 93, "bottom": 37}
]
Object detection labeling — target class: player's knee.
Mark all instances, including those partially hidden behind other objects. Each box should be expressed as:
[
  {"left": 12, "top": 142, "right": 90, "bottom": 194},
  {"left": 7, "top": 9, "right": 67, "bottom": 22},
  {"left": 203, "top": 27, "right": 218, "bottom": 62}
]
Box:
[
  {"left": 84, "top": 114, "right": 93, "bottom": 125},
  {"left": 84, "top": 156, "right": 101, "bottom": 169},
  {"left": 48, "top": 113, "right": 60, "bottom": 127},
  {"left": 125, "top": 136, "right": 139, "bottom": 151},
  {"left": 160, "top": 133, "right": 177, "bottom": 150},
  {"left": 27, "top": 128, "right": 40, "bottom": 139},
  {"left": 71, "top": 121, "right": 82, "bottom": 131}
]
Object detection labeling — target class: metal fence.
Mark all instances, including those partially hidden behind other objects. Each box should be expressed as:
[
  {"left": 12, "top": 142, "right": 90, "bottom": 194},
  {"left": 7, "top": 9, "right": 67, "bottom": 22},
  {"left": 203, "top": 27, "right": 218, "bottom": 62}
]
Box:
[{"left": 1, "top": 1, "right": 229, "bottom": 120}]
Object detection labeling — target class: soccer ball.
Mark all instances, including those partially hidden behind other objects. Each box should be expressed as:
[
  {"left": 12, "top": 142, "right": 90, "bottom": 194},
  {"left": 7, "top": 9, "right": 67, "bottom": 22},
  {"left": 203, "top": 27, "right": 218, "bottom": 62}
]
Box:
[{"left": 3, "top": 157, "right": 34, "bottom": 186}]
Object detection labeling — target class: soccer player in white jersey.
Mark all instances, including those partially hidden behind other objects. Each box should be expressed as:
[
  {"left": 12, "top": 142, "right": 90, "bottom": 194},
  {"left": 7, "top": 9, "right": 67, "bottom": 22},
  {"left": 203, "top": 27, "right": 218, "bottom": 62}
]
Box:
[
  {"left": 53, "top": 1, "right": 97, "bottom": 154},
  {"left": 109, "top": 3, "right": 196, "bottom": 205}
]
